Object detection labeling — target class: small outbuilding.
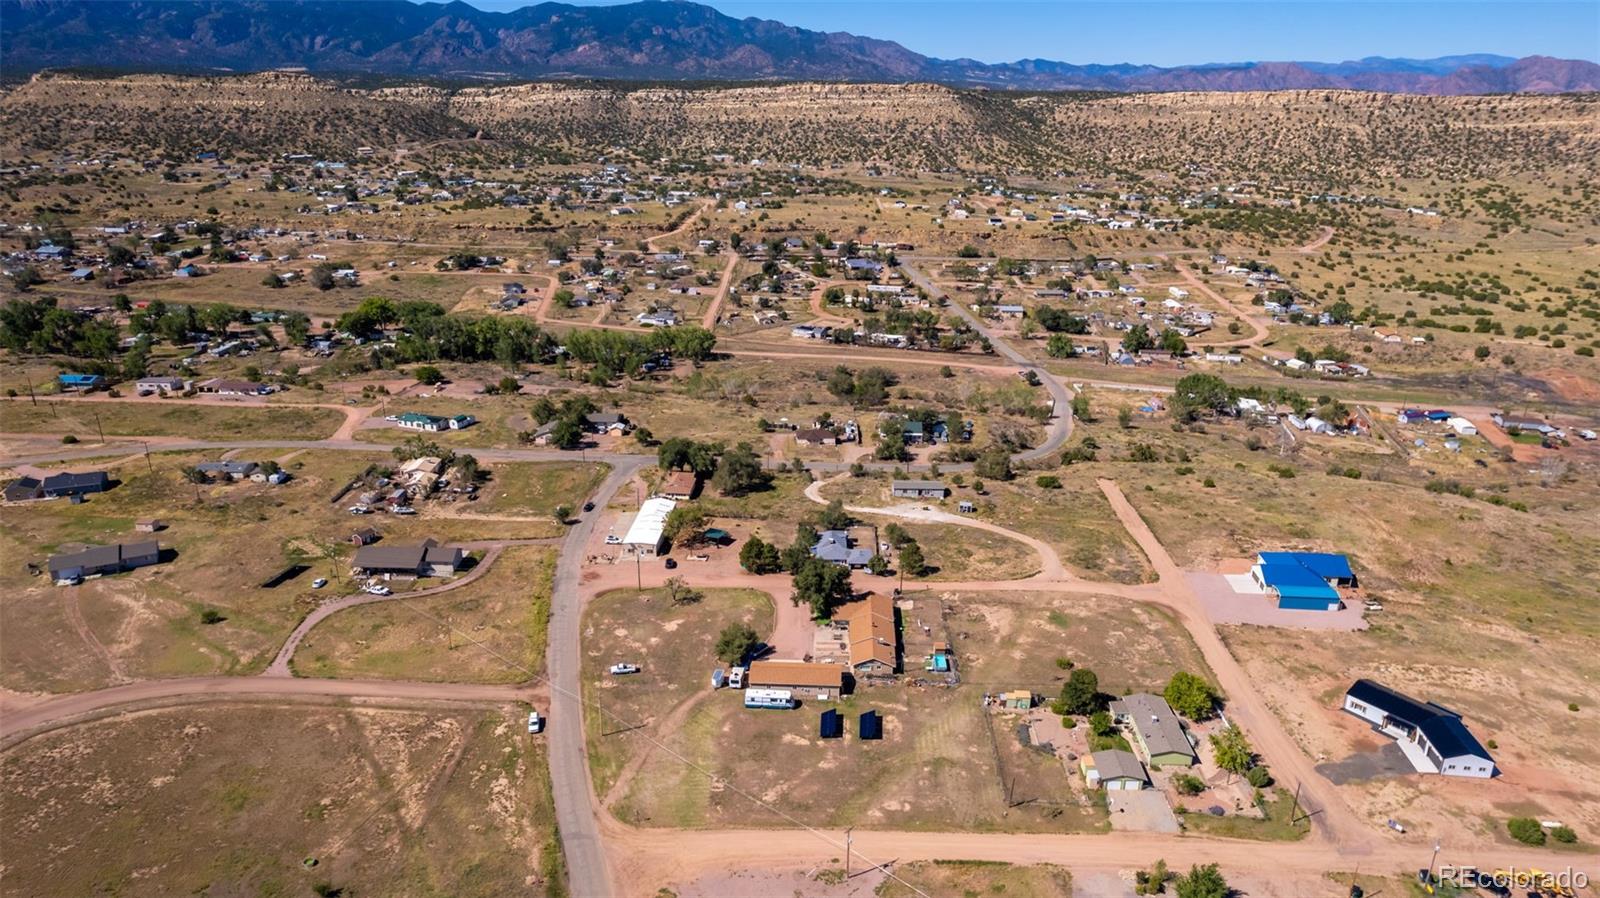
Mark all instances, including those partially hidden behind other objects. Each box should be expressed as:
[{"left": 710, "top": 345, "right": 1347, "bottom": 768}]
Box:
[
  {"left": 1081, "top": 749, "right": 1149, "bottom": 790},
  {"left": 819, "top": 709, "right": 843, "bottom": 739},
  {"left": 858, "top": 710, "right": 883, "bottom": 741}
]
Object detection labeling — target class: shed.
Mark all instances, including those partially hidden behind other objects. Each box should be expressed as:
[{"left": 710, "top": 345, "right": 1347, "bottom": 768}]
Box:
[
  {"left": 858, "top": 710, "right": 883, "bottom": 741},
  {"left": 134, "top": 519, "right": 164, "bottom": 533},
  {"left": 819, "top": 709, "right": 843, "bottom": 739}
]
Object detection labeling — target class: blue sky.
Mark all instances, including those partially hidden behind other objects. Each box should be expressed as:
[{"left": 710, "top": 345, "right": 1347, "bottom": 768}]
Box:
[{"left": 451, "top": 0, "right": 1600, "bottom": 66}]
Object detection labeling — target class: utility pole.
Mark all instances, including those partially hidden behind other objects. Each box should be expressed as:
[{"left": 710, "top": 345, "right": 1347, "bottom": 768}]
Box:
[
  {"left": 93, "top": 411, "right": 105, "bottom": 444},
  {"left": 635, "top": 550, "right": 642, "bottom": 592},
  {"left": 844, "top": 826, "right": 853, "bottom": 878},
  {"left": 143, "top": 441, "right": 153, "bottom": 475},
  {"left": 1290, "top": 780, "right": 1302, "bottom": 824}
]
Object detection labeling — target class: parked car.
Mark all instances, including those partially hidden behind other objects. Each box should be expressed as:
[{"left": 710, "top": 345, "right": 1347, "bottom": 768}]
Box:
[
  {"left": 609, "top": 663, "right": 641, "bottom": 675},
  {"left": 527, "top": 710, "right": 544, "bottom": 734},
  {"left": 663, "top": 557, "right": 677, "bottom": 569},
  {"left": 312, "top": 578, "right": 328, "bottom": 589},
  {"left": 582, "top": 501, "right": 595, "bottom": 512},
  {"left": 605, "top": 534, "right": 622, "bottom": 545},
  {"left": 348, "top": 505, "right": 372, "bottom": 515},
  {"left": 364, "top": 584, "right": 392, "bottom": 596},
  {"left": 391, "top": 506, "right": 417, "bottom": 515}
]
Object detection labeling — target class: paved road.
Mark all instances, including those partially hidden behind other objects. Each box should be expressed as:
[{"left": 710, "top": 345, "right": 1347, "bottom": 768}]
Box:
[
  {"left": 545, "top": 457, "right": 648, "bottom": 897},
  {"left": 901, "top": 258, "right": 1074, "bottom": 462}
]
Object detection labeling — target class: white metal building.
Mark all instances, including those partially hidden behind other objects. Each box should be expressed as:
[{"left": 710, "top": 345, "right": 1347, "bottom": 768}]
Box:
[{"left": 621, "top": 497, "right": 676, "bottom": 557}]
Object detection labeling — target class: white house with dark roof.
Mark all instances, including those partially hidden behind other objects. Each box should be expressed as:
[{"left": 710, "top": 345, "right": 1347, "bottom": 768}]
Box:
[{"left": 1342, "top": 679, "right": 1495, "bottom": 778}]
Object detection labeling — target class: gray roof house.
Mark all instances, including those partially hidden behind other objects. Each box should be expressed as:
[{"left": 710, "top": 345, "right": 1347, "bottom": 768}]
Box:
[
  {"left": 1083, "top": 749, "right": 1149, "bottom": 790},
  {"left": 1109, "top": 693, "right": 1197, "bottom": 767},
  {"left": 891, "top": 480, "right": 948, "bottom": 499},
  {"left": 41, "top": 471, "right": 112, "bottom": 498},
  {"left": 352, "top": 538, "right": 464, "bottom": 577},
  {"left": 196, "top": 460, "right": 259, "bottom": 480},
  {"left": 812, "top": 530, "right": 874, "bottom": 568},
  {"left": 48, "top": 541, "right": 161, "bottom": 580}
]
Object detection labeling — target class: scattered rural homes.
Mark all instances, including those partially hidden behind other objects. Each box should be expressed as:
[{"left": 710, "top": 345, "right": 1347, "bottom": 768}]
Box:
[
  {"left": 47, "top": 541, "right": 162, "bottom": 582},
  {"left": 833, "top": 592, "right": 899, "bottom": 676},
  {"left": 1109, "top": 693, "right": 1198, "bottom": 768},
  {"left": 622, "top": 497, "right": 675, "bottom": 557},
  {"left": 745, "top": 660, "right": 845, "bottom": 701},
  {"left": 657, "top": 471, "right": 699, "bottom": 501},
  {"left": 811, "top": 529, "right": 874, "bottom": 568},
  {"left": 396, "top": 412, "right": 475, "bottom": 433},
  {"left": 352, "top": 538, "right": 464, "bottom": 578},
  {"left": 1081, "top": 749, "right": 1150, "bottom": 790},
  {"left": 890, "top": 480, "right": 948, "bottom": 500},
  {"left": 584, "top": 411, "right": 631, "bottom": 435},
  {"left": 1342, "top": 679, "right": 1496, "bottom": 778},
  {"left": 1250, "top": 551, "right": 1355, "bottom": 611}
]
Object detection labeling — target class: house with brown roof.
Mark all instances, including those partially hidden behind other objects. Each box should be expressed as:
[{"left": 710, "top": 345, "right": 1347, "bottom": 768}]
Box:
[
  {"left": 745, "top": 660, "right": 845, "bottom": 700},
  {"left": 658, "top": 470, "right": 699, "bottom": 501},
  {"left": 835, "top": 592, "right": 898, "bottom": 675}
]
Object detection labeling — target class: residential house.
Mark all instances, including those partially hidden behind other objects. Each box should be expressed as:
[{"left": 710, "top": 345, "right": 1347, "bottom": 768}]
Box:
[
  {"left": 195, "top": 460, "right": 259, "bottom": 481},
  {"left": 2, "top": 476, "right": 43, "bottom": 502},
  {"left": 636, "top": 310, "right": 680, "bottom": 327},
  {"left": 48, "top": 541, "right": 161, "bottom": 581},
  {"left": 352, "top": 538, "right": 464, "bottom": 578},
  {"left": 890, "top": 480, "right": 948, "bottom": 500},
  {"left": 136, "top": 376, "right": 188, "bottom": 394},
  {"left": 584, "top": 411, "right": 630, "bottom": 434},
  {"left": 1343, "top": 679, "right": 1495, "bottom": 778},
  {"left": 396, "top": 412, "right": 475, "bottom": 433},
  {"left": 834, "top": 592, "right": 898, "bottom": 675},
  {"left": 811, "top": 530, "right": 874, "bottom": 568},
  {"left": 195, "top": 378, "right": 270, "bottom": 396},
  {"left": 658, "top": 471, "right": 699, "bottom": 501},
  {"left": 40, "top": 471, "right": 112, "bottom": 498},
  {"left": 745, "top": 660, "right": 845, "bottom": 701},
  {"left": 349, "top": 527, "right": 380, "bottom": 546},
  {"left": 1081, "top": 749, "right": 1149, "bottom": 790},
  {"left": 1109, "top": 693, "right": 1197, "bottom": 767},
  {"left": 794, "top": 427, "right": 837, "bottom": 446}
]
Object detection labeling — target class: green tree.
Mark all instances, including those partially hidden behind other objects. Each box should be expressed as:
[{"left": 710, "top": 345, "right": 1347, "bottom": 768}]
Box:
[
  {"left": 553, "top": 504, "right": 572, "bottom": 524},
  {"left": 711, "top": 442, "right": 769, "bottom": 496},
  {"left": 1058, "top": 668, "right": 1101, "bottom": 715},
  {"left": 414, "top": 365, "right": 445, "bottom": 385},
  {"left": 1173, "top": 864, "right": 1229, "bottom": 898},
  {"left": 1089, "top": 709, "right": 1114, "bottom": 737},
  {"left": 1171, "top": 373, "right": 1234, "bottom": 421},
  {"left": 1046, "top": 334, "right": 1076, "bottom": 358},
  {"left": 1163, "top": 671, "right": 1219, "bottom": 720},
  {"left": 715, "top": 622, "right": 760, "bottom": 665},
  {"left": 1210, "top": 725, "right": 1254, "bottom": 778},
  {"left": 897, "top": 540, "right": 925, "bottom": 578},
  {"left": 664, "top": 575, "right": 703, "bottom": 606},
  {"left": 1122, "top": 323, "right": 1153, "bottom": 353},
  {"left": 663, "top": 503, "right": 710, "bottom": 544},
  {"left": 791, "top": 556, "right": 853, "bottom": 619},
  {"left": 1070, "top": 393, "right": 1092, "bottom": 422},
  {"left": 739, "top": 536, "right": 782, "bottom": 574}
]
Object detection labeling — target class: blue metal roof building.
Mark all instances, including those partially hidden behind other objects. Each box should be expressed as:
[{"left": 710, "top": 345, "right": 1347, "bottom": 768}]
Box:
[{"left": 1251, "top": 551, "right": 1354, "bottom": 611}]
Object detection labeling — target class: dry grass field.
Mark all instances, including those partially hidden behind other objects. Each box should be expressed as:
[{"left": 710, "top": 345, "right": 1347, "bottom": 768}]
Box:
[
  {"left": 0, "top": 398, "right": 347, "bottom": 441},
  {"left": 0, "top": 704, "right": 564, "bottom": 898},
  {"left": 0, "top": 450, "right": 602, "bottom": 692},
  {"left": 293, "top": 545, "right": 557, "bottom": 683}
]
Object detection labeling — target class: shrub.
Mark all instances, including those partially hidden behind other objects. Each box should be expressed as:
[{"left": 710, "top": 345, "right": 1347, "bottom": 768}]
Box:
[
  {"left": 1551, "top": 825, "right": 1577, "bottom": 843},
  {"left": 199, "top": 608, "right": 227, "bottom": 625},
  {"left": 61, "top": 434, "right": 79, "bottom": 444},
  {"left": 1202, "top": 478, "right": 1216, "bottom": 488},
  {"left": 1035, "top": 475, "right": 1062, "bottom": 489},
  {"left": 1507, "top": 817, "right": 1545, "bottom": 845},
  {"left": 1245, "top": 765, "right": 1273, "bottom": 788},
  {"left": 1173, "top": 774, "right": 1205, "bottom": 796}
]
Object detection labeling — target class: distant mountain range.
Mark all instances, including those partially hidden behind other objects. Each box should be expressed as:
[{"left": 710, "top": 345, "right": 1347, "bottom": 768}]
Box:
[{"left": 3, "top": 0, "right": 1597, "bottom": 94}]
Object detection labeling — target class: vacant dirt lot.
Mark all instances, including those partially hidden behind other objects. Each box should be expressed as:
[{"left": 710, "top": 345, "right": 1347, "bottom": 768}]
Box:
[{"left": 0, "top": 703, "right": 562, "bottom": 898}]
